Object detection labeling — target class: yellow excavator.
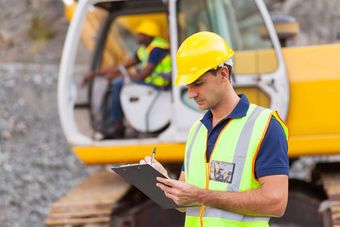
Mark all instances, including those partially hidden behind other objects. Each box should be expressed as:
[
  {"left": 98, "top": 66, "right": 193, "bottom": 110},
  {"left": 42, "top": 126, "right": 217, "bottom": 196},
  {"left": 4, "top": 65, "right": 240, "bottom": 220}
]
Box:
[{"left": 46, "top": 0, "right": 340, "bottom": 226}]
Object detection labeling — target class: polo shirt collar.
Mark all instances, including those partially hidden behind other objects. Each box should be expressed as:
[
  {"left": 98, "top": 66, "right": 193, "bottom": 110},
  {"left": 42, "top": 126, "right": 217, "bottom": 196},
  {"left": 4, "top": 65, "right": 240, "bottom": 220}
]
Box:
[{"left": 200, "top": 94, "right": 250, "bottom": 129}]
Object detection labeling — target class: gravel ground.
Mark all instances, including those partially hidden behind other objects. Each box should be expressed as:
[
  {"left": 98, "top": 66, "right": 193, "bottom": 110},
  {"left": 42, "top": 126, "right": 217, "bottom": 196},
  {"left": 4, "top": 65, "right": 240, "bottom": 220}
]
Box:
[{"left": 0, "top": 63, "right": 92, "bottom": 227}]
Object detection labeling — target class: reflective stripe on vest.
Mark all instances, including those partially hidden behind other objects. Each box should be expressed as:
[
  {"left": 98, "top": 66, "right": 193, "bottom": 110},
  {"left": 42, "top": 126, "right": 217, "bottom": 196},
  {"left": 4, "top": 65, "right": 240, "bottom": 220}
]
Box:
[
  {"left": 137, "top": 37, "right": 171, "bottom": 87},
  {"left": 187, "top": 207, "right": 269, "bottom": 222},
  {"left": 184, "top": 104, "right": 288, "bottom": 227},
  {"left": 185, "top": 121, "right": 203, "bottom": 180}
]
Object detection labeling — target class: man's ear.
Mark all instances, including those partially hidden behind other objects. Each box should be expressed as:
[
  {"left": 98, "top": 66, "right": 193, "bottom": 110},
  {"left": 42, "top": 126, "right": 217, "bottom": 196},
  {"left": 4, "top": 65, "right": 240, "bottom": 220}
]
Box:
[{"left": 220, "top": 67, "right": 229, "bottom": 81}]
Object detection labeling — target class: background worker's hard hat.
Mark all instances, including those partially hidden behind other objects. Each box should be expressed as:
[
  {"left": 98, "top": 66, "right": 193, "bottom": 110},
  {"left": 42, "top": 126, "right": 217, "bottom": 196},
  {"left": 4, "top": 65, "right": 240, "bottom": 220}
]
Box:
[
  {"left": 136, "top": 20, "right": 161, "bottom": 38},
  {"left": 175, "top": 31, "right": 235, "bottom": 86}
]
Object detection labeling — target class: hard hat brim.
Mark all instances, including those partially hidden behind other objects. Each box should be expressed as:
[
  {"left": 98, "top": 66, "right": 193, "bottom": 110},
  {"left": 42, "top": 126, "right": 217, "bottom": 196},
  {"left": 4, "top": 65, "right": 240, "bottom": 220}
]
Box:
[
  {"left": 175, "top": 55, "right": 234, "bottom": 86},
  {"left": 175, "top": 66, "right": 212, "bottom": 86}
]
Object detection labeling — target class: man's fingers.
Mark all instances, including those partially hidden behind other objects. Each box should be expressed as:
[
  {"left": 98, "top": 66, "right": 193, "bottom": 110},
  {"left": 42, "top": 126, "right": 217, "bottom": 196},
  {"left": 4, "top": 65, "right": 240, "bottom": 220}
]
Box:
[
  {"left": 145, "top": 156, "right": 160, "bottom": 163},
  {"left": 156, "top": 182, "right": 171, "bottom": 194},
  {"left": 157, "top": 177, "right": 174, "bottom": 187},
  {"left": 157, "top": 181, "right": 195, "bottom": 206},
  {"left": 140, "top": 156, "right": 153, "bottom": 165},
  {"left": 144, "top": 156, "right": 152, "bottom": 163},
  {"left": 164, "top": 192, "right": 179, "bottom": 204},
  {"left": 157, "top": 182, "right": 170, "bottom": 189},
  {"left": 157, "top": 177, "right": 184, "bottom": 188},
  {"left": 157, "top": 183, "right": 176, "bottom": 198},
  {"left": 158, "top": 185, "right": 182, "bottom": 206}
]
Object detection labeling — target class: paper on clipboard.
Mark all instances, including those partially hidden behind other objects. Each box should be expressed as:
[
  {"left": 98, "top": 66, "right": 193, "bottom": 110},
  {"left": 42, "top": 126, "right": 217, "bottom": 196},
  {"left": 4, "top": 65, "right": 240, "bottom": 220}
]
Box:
[{"left": 111, "top": 163, "right": 180, "bottom": 209}]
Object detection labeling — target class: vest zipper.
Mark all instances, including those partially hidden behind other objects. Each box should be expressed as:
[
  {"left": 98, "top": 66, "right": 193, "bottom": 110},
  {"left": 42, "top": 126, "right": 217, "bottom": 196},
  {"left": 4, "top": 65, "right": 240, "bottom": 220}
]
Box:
[{"left": 200, "top": 119, "right": 233, "bottom": 226}]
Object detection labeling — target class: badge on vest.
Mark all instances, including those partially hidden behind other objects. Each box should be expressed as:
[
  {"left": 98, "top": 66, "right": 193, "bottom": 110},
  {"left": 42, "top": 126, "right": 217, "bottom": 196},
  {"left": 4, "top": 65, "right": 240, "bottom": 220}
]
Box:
[{"left": 210, "top": 160, "right": 235, "bottom": 183}]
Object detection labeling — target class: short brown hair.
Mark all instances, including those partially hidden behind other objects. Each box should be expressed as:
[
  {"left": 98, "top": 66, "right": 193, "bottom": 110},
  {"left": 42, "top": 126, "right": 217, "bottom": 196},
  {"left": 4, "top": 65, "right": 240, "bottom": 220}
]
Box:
[{"left": 206, "top": 64, "right": 233, "bottom": 81}]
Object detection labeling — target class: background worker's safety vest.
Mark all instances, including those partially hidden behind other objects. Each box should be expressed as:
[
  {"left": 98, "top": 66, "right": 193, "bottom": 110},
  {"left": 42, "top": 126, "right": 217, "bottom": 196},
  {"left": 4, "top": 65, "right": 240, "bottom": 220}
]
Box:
[
  {"left": 137, "top": 37, "right": 172, "bottom": 88},
  {"left": 184, "top": 104, "right": 288, "bottom": 227}
]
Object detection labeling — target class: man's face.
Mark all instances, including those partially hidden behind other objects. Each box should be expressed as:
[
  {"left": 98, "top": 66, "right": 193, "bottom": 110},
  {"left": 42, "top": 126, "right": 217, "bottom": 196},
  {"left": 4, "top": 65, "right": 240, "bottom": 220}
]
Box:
[
  {"left": 186, "top": 69, "right": 227, "bottom": 110},
  {"left": 136, "top": 33, "right": 150, "bottom": 45}
]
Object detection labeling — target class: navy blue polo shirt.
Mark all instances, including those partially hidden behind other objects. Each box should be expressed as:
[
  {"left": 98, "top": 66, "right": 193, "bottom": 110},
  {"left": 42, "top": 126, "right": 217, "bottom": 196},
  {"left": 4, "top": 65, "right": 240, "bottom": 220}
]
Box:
[
  {"left": 183, "top": 94, "right": 289, "bottom": 179},
  {"left": 135, "top": 45, "right": 169, "bottom": 66}
]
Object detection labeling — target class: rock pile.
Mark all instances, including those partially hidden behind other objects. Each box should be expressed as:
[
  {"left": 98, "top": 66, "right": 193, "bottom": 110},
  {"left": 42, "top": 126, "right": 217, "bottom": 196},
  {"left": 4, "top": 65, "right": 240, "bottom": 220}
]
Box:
[
  {"left": 0, "top": 63, "right": 89, "bottom": 227},
  {"left": 266, "top": 0, "right": 340, "bottom": 45}
]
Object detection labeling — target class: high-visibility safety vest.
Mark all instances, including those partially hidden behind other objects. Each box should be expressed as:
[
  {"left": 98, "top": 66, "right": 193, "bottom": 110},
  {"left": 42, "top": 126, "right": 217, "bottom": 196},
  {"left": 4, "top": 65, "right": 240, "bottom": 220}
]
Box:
[
  {"left": 184, "top": 104, "right": 288, "bottom": 227},
  {"left": 136, "top": 37, "right": 172, "bottom": 87}
]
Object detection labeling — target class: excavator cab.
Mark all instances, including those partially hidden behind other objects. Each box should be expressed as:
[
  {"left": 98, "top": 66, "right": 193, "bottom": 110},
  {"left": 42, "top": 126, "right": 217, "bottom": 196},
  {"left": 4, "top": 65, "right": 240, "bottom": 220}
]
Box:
[
  {"left": 87, "top": 9, "right": 174, "bottom": 136},
  {"left": 59, "top": 0, "right": 288, "bottom": 164}
]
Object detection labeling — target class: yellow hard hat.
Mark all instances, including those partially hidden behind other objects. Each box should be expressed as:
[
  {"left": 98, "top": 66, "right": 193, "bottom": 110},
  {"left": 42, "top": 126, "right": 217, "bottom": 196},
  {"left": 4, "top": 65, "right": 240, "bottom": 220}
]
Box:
[
  {"left": 175, "top": 31, "right": 234, "bottom": 86},
  {"left": 136, "top": 20, "right": 161, "bottom": 38}
]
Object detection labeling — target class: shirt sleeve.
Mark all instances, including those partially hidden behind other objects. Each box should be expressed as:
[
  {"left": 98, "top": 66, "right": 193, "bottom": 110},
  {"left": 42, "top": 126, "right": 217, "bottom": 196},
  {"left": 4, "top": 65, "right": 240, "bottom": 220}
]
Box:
[
  {"left": 254, "top": 116, "right": 289, "bottom": 179},
  {"left": 148, "top": 47, "right": 169, "bottom": 65}
]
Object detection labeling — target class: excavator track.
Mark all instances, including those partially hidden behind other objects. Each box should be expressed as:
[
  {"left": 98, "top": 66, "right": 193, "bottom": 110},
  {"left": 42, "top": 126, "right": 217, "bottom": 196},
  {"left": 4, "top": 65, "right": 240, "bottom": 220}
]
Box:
[
  {"left": 45, "top": 170, "right": 129, "bottom": 226},
  {"left": 321, "top": 173, "right": 340, "bottom": 227}
]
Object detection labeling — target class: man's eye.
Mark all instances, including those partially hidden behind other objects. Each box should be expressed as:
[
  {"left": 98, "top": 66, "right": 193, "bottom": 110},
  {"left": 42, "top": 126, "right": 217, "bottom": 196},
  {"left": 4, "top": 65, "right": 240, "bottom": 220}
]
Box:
[{"left": 186, "top": 81, "right": 203, "bottom": 89}]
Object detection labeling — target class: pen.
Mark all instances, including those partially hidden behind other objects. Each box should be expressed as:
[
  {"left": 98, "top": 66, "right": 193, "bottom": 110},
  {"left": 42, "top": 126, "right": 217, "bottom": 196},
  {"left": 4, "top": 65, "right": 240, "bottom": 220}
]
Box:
[{"left": 151, "top": 147, "right": 156, "bottom": 165}]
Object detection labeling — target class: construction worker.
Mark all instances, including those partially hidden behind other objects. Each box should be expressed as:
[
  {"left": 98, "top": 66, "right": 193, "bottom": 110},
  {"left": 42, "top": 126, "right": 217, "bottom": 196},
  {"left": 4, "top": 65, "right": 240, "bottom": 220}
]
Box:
[
  {"left": 141, "top": 31, "right": 289, "bottom": 226},
  {"left": 82, "top": 20, "right": 171, "bottom": 138}
]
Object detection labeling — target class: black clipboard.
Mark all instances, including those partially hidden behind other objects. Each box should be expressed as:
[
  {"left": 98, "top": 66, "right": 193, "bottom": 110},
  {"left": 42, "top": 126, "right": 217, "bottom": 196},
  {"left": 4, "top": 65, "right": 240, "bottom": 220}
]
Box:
[{"left": 111, "top": 164, "right": 179, "bottom": 209}]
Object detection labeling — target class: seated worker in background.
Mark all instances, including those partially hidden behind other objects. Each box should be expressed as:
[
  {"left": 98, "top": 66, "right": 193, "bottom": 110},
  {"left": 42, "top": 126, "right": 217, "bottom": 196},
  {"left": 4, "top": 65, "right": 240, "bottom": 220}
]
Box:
[{"left": 82, "top": 20, "right": 172, "bottom": 138}]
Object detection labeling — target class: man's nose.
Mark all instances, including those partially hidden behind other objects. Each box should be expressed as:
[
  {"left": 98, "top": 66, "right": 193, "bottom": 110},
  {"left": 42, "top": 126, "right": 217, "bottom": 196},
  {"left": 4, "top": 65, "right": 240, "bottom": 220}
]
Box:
[{"left": 187, "top": 87, "right": 197, "bottom": 99}]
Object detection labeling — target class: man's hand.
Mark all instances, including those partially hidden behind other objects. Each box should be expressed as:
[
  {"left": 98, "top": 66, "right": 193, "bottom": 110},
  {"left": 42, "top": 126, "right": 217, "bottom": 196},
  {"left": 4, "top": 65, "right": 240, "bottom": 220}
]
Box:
[
  {"left": 156, "top": 177, "right": 202, "bottom": 206},
  {"left": 140, "top": 156, "right": 169, "bottom": 178},
  {"left": 81, "top": 72, "right": 97, "bottom": 87},
  {"left": 81, "top": 67, "right": 120, "bottom": 87},
  {"left": 105, "top": 67, "right": 120, "bottom": 80}
]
